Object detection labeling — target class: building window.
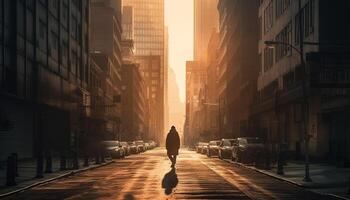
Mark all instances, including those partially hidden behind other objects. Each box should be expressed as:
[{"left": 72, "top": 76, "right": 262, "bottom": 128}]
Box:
[
  {"left": 275, "top": 21, "right": 292, "bottom": 62},
  {"left": 26, "top": 11, "right": 35, "bottom": 42},
  {"left": 264, "top": 47, "right": 274, "bottom": 72},
  {"left": 39, "top": 20, "right": 46, "bottom": 39},
  {"left": 51, "top": 31, "right": 58, "bottom": 50},
  {"left": 309, "top": 0, "right": 315, "bottom": 34},
  {"left": 151, "top": 80, "right": 158, "bottom": 85},
  {"left": 62, "top": 3, "right": 68, "bottom": 27},
  {"left": 264, "top": 0, "right": 274, "bottom": 34},
  {"left": 71, "top": 15, "right": 77, "bottom": 39},
  {"left": 151, "top": 72, "right": 159, "bottom": 77},
  {"left": 71, "top": 50, "right": 77, "bottom": 75},
  {"left": 276, "top": 0, "right": 290, "bottom": 18},
  {"left": 26, "top": 60, "right": 33, "bottom": 98},
  {"left": 304, "top": 2, "right": 310, "bottom": 37},
  {"left": 259, "top": 17, "right": 262, "bottom": 40},
  {"left": 17, "top": 1, "right": 25, "bottom": 36},
  {"left": 61, "top": 42, "right": 68, "bottom": 65},
  {"left": 295, "top": 0, "right": 315, "bottom": 44},
  {"left": 52, "top": 0, "right": 58, "bottom": 9}
]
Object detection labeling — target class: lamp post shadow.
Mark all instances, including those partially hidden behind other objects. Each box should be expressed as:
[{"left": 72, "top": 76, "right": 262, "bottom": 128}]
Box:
[{"left": 162, "top": 168, "right": 179, "bottom": 195}]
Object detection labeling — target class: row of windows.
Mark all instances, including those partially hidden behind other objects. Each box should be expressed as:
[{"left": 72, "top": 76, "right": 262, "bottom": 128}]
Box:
[
  {"left": 142, "top": 72, "right": 159, "bottom": 77},
  {"left": 263, "top": 0, "right": 314, "bottom": 36},
  {"left": 134, "top": 29, "right": 163, "bottom": 36},
  {"left": 263, "top": 0, "right": 273, "bottom": 34},
  {"left": 295, "top": 0, "right": 315, "bottom": 45},
  {"left": 134, "top": 42, "right": 163, "bottom": 49},
  {"left": 275, "top": 22, "right": 292, "bottom": 61},
  {"left": 263, "top": 0, "right": 315, "bottom": 71},
  {"left": 275, "top": 0, "right": 290, "bottom": 18},
  {"left": 135, "top": 49, "right": 163, "bottom": 56},
  {"left": 134, "top": 36, "right": 163, "bottom": 44},
  {"left": 0, "top": 51, "right": 87, "bottom": 98},
  {"left": 263, "top": 47, "right": 274, "bottom": 72}
]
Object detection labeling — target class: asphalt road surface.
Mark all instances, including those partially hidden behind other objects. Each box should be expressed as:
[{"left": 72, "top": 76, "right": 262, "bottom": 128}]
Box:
[{"left": 4, "top": 148, "right": 338, "bottom": 200}]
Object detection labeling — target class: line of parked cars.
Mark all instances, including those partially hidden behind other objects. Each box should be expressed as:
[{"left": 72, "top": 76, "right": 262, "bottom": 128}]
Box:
[
  {"left": 101, "top": 140, "right": 157, "bottom": 159},
  {"left": 195, "top": 137, "right": 265, "bottom": 164}
]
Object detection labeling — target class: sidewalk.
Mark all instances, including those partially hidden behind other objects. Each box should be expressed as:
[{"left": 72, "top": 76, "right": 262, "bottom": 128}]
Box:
[
  {"left": 229, "top": 160, "right": 350, "bottom": 199},
  {"left": 0, "top": 158, "right": 113, "bottom": 198}
]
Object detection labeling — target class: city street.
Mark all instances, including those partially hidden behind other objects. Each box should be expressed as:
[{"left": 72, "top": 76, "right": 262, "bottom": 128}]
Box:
[{"left": 3, "top": 149, "right": 338, "bottom": 200}]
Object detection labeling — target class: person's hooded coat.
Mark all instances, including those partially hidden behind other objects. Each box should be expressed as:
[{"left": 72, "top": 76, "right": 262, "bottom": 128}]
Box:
[{"left": 166, "top": 127, "right": 180, "bottom": 155}]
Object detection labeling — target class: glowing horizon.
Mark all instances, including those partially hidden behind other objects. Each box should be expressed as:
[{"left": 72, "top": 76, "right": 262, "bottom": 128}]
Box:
[{"left": 165, "top": 0, "right": 194, "bottom": 103}]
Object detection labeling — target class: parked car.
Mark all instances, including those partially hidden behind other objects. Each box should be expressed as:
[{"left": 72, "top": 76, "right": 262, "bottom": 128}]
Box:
[
  {"left": 207, "top": 140, "right": 221, "bottom": 157},
  {"left": 128, "top": 141, "right": 138, "bottom": 154},
  {"left": 196, "top": 142, "right": 205, "bottom": 153},
  {"left": 101, "top": 141, "right": 125, "bottom": 159},
  {"left": 148, "top": 140, "right": 157, "bottom": 149},
  {"left": 144, "top": 142, "right": 150, "bottom": 151},
  {"left": 120, "top": 141, "right": 130, "bottom": 156},
  {"left": 201, "top": 143, "right": 209, "bottom": 154},
  {"left": 218, "top": 139, "right": 236, "bottom": 159},
  {"left": 135, "top": 140, "right": 145, "bottom": 152},
  {"left": 232, "top": 137, "right": 264, "bottom": 163}
]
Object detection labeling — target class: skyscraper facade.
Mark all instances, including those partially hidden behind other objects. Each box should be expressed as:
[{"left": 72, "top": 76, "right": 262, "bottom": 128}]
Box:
[
  {"left": 185, "top": 61, "right": 206, "bottom": 146},
  {"left": 164, "top": 26, "right": 169, "bottom": 132},
  {"left": 194, "top": 0, "right": 219, "bottom": 64},
  {"left": 122, "top": 6, "right": 134, "bottom": 40},
  {"left": 0, "top": 0, "right": 90, "bottom": 161},
  {"left": 91, "top": 0, "right": 123, "bottom": 140},
  {"left": 123, "top": 0, "right": 165, "bottom": 57},
  {"left": 217, "top": 0, "right": 259, "bottom": 139},
  {"left": 136, "top": 55, "right": 163, "bottom": 143},
  {"left": 123, "top": 0, "right": 165, "bottom": 143},
  {"left": 255, "top": 0, "right": 350, "bottom": 164},
  {"left": 122, "top": 63, "right": 147, "bottom": 141}
]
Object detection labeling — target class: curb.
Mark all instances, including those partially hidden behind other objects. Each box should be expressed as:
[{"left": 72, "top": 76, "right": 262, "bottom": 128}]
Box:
[
  {"left": 222, "top": 159, "right": 350, "bottom": 200},
  {"left": 0, "top": 161, "right": 114, "bottom": 199}
]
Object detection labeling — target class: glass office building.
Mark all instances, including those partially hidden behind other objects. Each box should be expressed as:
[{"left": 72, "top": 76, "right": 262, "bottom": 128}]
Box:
[{"left": 123, "top": 0, "right": 165, "bottom": 143}]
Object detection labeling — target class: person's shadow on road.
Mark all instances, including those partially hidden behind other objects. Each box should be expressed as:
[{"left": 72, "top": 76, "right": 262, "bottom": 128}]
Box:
[{"left": 162, "top": 168, "right": 178, "bottom": 195}]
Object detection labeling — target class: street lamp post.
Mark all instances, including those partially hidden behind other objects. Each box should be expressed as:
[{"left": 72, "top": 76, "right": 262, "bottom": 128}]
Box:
[{"left": 264, "top": 38, "right": 312, "bottom": 182}]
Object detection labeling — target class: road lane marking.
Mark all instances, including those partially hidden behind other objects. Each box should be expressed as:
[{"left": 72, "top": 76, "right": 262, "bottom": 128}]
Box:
[{"left": 197, "top": 156, "right": 280, "bottom": 200}]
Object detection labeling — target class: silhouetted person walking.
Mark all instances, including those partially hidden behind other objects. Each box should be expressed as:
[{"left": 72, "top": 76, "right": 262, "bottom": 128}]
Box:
[{"left": 166, "top": 126, "right": 180, "bottom": 168}]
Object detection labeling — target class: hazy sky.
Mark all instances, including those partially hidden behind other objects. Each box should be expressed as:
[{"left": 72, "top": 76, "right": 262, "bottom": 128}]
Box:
[{"left": 165, "top": 0, "right": 194, "bottom": 102}]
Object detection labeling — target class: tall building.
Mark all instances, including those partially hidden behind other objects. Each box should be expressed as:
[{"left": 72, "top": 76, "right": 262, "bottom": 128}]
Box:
[
  {"left": 136, "top": 55, "right": 163, "bottom": 143},
  {"left": 122, "top": 6, "right": 134, "bottom": 40},
  {"left": 185, "top": 61, "right": 206, "bottom": 146},
  {"left": 123, "top": 0, "right": 165, "bottom": 143},
  {"left": 121, "top": 5, "right": 135, "bottom": 64},
  {"left": 164, "top": 26, "right": 169, "bottom": 132},
  {"left": 255, "top": 0, "right": 350, "bottom": 165},
  {"left": 194, "top": 0, "right": 219, "bottom": 64},
  {"left": 89, "top": 58, "right": 106, "bottom": 144},
  {"left": 189, "top": 30, "right": 221, "bottom": 143},
  {"left": 91, "top": 0, "right": 123, "bottom": 140},
  {"left": 122, "top": 63, "right": 147, "bottom": 141},
  {"left": 0, "top": 0, "right": 90, "bottom": 162},
  {"left": 217, "top": 0, "right": 259, "bottom": 139},
  {"left": 203, "top": 30, "right": 220, "bottom": 139},
  {"left": 123, "top": 0, "right": 164, "bottom": 57}
]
